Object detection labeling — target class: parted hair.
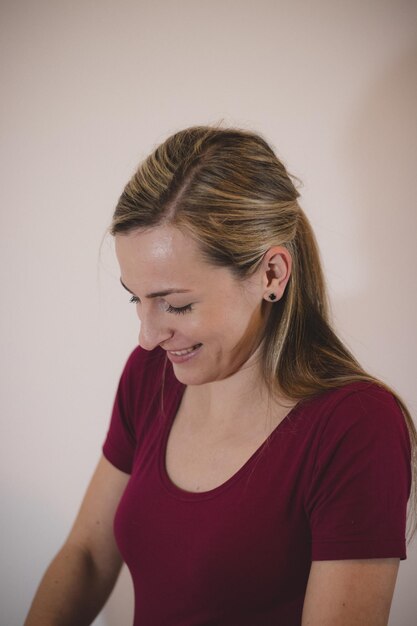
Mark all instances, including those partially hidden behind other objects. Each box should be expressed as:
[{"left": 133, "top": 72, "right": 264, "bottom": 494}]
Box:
[{"left": 109, "top": 124, "right": 416, "bottom": 540}]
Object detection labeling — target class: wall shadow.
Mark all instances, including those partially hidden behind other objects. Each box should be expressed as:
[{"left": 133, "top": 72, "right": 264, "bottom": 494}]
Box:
[{"left": 339, "top": 44, "right": 417, "bottom": 626}]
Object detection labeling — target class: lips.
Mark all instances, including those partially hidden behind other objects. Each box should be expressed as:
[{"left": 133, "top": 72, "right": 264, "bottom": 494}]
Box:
[{"left": 167, "top": 343, "right": 202, "bottom": 356}]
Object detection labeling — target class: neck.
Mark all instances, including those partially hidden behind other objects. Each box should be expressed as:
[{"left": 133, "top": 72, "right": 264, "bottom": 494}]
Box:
[{"left": 185, "top": 350, "right": 295, "bottom": 431}]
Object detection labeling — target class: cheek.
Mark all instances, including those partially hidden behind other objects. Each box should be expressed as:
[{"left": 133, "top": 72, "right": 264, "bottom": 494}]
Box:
[
  {"left": 201, "top": 309, "right": 230, "bottom": 337},
  {"left": 226, "top": 303, "right": 264, "bottom": 346},
  {"left": 180, "top": 314, "right": 204, "bottom": 338},
  {"left": 208, "top": 312, "right": 248, "bottom": 344},
  {"left": 192, "top": 299, "right": 256, "bottom": 343}
]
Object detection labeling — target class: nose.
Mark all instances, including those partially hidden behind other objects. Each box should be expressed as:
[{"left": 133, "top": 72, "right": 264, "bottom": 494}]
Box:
[{"left": 137, "top": 308, "right": 173, "bottom": 351}]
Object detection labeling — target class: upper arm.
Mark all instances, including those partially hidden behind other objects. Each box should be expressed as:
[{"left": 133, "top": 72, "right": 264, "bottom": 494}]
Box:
[
  {"left": 302, "top": 558, "right": 400, "bottom": 626},
  {"left": 64, "top": 454, "right": 130, "bottom": 578}
]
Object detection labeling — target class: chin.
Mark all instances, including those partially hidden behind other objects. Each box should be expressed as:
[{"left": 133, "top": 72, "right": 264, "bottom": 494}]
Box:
[
  {"left": 169, "top": 345, "right": 231, "bottom": 385},
  {"left": 171, "top": 363, "right": 217, "bottom": 386}
]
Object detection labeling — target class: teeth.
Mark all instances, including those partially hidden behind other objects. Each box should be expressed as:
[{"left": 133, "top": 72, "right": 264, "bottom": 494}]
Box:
[{"left": 170, "top": 344, "right": 200, "bottom": 356}]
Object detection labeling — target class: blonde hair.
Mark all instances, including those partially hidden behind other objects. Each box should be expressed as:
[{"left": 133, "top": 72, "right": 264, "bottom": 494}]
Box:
[{"left": 110, "top": 124, "right": 417, "bottom": 540}]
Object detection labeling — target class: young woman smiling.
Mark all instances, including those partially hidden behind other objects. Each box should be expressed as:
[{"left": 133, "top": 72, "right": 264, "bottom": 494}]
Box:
[{"left": 25, "top": 125, "right": 415, "bottom": 626}]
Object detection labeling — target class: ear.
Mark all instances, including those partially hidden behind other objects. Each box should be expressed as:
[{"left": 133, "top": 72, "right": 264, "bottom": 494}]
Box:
[{"left": 260, "top": 246, "right": 292, "bottom": 302}]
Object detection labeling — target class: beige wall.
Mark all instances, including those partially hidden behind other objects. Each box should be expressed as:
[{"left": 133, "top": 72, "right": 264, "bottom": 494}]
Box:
[{"left": 1, "top": 1, "right": 416, "bottom": 624}]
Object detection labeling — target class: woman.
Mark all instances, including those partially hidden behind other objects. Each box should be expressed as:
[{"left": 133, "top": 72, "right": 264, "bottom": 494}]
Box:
[{"left": 25, "top": 125, "right": 415, "bottom": 625}]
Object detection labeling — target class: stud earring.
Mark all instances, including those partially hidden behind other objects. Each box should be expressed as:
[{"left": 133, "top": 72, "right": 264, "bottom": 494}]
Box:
[{"left": 268, "top": 293, "right": 277, "bottom": 301}]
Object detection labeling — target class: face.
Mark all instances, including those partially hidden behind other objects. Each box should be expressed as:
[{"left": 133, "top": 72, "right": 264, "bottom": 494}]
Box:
[{"left": 115, "top": 225, "right": 270, "bottom": 386}]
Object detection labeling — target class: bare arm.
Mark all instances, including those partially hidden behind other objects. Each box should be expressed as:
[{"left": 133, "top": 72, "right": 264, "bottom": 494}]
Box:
[
  {"left": 24, "top": 454, "right": 130, "bottom": 626},
  {"left": 301, "top": 558, "right": 400, "bottom": 626}
]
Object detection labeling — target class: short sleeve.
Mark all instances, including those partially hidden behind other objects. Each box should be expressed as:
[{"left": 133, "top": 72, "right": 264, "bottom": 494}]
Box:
[
  {"left": 305, "top": 385, "right": 412, "bottom": 561},
  {"left": 102, "top": 348, "right": 140, "bottom": 474}
]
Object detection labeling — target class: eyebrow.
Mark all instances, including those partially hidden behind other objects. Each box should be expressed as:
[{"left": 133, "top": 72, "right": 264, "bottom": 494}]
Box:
[{"left": 120, "top": 278, "right": 192, "bottom": 299}]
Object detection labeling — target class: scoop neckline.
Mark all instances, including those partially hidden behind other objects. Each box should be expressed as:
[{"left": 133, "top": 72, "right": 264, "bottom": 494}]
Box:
[{"left": 158, "top": 382, "right": 300, "bottom": 501}]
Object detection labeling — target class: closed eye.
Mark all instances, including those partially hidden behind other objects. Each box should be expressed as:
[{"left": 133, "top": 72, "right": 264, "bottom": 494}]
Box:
[
  {"left": 129, "top": 295, "right": 192, "bottom": 315},
  {"left": 165, "top": 303, "right": 193, "bottom": 315}
]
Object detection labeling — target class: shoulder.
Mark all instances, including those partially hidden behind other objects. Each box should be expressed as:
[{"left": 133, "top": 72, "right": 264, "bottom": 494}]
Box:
[
  {"left": 123, "top": 344, "right": 167, "bottom": 374},
  {"left": 305, "top": 382, "right": 411, "bottom": 561},
  {"left": 306, "top": 381, "right": 407, "bottom": 434},
  {"left": 119, "top": 344, "right": 184, "bottom": 402},
  {"left": 115, "top": 345, "right": 172, "bottom": 413},
  {"left": 295, "top": 381, "right": 411, "bottom": 477},
  {"left": 304, "top": 381, "right": 411, "bottom": 472},
  {"left": 111, "top": 346, "right": 177, "bottom": 445},
  {"left": 120, "top": 345, "right": 168, "bottom": 389}
]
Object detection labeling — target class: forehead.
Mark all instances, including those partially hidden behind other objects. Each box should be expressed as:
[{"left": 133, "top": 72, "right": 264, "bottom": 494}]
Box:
[{"left": 115, "top": 225, "right": 208, "bottom": 287}]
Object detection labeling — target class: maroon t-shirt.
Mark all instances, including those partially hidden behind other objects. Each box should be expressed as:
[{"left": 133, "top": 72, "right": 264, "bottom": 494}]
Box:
[{"left": 102, "top": 345, "right": 411, "bottom": 626}]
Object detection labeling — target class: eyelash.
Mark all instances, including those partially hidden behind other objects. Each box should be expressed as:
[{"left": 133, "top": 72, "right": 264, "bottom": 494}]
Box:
[
  {"left": 129, "top": 295, "right": 193, "bottom": 315},
  {"left": 166, "top": 304, "right": 193, "bottom": 315}
]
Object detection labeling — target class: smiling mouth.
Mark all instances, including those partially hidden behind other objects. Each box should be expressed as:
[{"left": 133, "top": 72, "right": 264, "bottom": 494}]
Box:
[{"left": 167, "top": 343, "right": 202, "bottom": 355}]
